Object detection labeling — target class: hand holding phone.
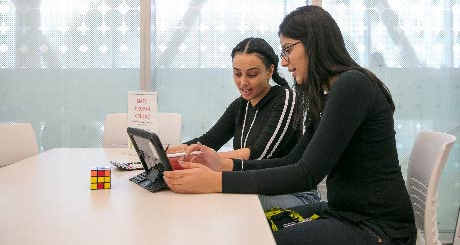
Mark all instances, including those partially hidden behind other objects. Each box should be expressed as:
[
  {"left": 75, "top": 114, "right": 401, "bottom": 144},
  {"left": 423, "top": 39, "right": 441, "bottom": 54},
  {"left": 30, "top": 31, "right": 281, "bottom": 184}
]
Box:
[{"left": 167, "top": 151, "right": 201, "bottom": 170}]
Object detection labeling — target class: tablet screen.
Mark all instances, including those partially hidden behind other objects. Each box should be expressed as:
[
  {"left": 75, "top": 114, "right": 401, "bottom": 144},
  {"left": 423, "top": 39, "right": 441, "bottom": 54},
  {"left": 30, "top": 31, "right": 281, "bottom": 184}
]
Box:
[{"left": 127, "top": 127, "right": 172, "bottom": 172}]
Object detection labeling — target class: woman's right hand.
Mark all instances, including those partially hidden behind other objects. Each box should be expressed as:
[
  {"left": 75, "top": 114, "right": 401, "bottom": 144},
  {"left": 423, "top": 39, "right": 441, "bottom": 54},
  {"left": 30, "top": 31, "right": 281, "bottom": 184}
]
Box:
[
  {"left": 166, "top": 144, "right": 189, "bottom": 154},
  {"left": 184, "top": 143, "right": 225, "bottom": 172}
]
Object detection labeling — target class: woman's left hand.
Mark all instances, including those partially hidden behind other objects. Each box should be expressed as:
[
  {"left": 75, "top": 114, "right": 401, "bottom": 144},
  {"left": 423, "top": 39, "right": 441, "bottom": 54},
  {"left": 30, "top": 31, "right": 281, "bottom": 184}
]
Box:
[{"left": 163, "top": 162, "right": 222, "bottom": 193}]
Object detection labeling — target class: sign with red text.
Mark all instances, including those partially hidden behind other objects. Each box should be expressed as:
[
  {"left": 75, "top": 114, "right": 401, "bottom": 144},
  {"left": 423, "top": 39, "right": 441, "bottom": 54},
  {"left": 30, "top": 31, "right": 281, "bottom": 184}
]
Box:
[{"left": 127, "top": 91, "right": 159, "bottom": 134}]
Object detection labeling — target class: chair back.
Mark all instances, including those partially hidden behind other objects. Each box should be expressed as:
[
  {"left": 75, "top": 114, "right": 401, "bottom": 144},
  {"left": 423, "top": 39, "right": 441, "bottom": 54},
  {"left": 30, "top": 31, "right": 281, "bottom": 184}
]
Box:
[
  {"left": 103, "top": 113, "right": 128, "bottom": 148},
  {"left": 406, "top": 131, "right": 456, "bottom": 245},
  {"left": 0, "top": 123, "right": 39, "bottom": 167},
  {"left": 103, "top": 112, "right": 182, "bottom": 147},
  {"left": 157, "top": 113, "right": 182, "bottom": 146}
]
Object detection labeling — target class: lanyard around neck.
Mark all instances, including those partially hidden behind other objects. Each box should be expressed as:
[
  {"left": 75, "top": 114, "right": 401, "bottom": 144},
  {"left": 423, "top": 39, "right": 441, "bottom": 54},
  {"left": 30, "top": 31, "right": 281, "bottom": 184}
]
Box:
[{"left": 240, "top": 101, "right": 258, "bottom": 148}]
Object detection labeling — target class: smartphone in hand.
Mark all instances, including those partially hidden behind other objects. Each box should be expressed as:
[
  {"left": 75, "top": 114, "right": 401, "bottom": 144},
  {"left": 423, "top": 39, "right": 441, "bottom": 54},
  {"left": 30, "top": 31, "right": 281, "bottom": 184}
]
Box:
[{"left": 167, "top": 151, "right": 201, "bottom": 170}]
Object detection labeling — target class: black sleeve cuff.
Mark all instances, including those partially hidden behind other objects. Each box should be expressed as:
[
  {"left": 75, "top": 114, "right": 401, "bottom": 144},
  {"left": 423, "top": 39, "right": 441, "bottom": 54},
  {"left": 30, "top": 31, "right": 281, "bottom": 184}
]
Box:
[
  {"left": 232, "top": 158, "right": 242, "bottom": 171},
  {"left": 247, "top": 146, "right": 259, "bottom": 160},
  {"left": 184, "top": 138, "right": 199, "bottom": 145}
]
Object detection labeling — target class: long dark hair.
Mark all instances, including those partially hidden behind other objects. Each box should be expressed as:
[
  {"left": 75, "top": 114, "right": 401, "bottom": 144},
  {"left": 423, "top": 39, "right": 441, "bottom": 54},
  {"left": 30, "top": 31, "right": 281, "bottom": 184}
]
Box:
[
  {"left": 231, "top": 37, "right": 288, "bottom": 86},
  {"left": 279, "top": 6, "right": 395, "bottom": 128}
]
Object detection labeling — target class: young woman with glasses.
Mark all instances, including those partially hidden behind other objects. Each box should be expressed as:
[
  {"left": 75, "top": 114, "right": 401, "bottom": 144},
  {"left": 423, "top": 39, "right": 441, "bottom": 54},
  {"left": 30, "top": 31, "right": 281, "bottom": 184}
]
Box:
[{"left": 164, "top": 6, "right": 416, "bottom": 244}]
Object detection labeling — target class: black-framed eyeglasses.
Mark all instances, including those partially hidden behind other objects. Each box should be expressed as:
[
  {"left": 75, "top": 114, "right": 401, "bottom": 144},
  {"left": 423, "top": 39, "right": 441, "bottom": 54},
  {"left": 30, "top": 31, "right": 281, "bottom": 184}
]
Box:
[{"left": 280, "top": 41, "right": 301, "bottom": 62}]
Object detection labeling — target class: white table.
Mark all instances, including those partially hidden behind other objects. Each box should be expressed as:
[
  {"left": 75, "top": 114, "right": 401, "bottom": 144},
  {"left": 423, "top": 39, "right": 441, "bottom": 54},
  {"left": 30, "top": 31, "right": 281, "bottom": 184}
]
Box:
[{"left": 0, "top": 148, "right": 275, "bottom": 245}]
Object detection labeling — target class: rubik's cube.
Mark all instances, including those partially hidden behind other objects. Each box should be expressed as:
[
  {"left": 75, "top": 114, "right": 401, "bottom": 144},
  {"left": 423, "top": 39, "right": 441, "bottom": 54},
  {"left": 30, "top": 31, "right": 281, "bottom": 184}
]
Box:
[{"left": 90, "top": 166, "right": 111, "bottom": 190}]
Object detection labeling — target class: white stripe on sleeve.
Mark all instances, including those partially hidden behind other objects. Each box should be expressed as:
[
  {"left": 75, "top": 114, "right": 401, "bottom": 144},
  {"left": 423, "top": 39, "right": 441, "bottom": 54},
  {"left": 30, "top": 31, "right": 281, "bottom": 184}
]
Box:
[
  {"left": 267, "top": 89, "right": 296, "bottom": 158},
  {"left": 257, "top": 89, "right": 290, "bottom": 160}
]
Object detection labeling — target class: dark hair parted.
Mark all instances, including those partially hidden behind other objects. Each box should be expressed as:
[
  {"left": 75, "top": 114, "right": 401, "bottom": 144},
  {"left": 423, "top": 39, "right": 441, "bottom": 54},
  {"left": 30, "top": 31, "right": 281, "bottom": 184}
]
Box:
[
  {"left": 279, "top": 6, "right": 395, "bottom": 128},
  {"left": 231, "top": 37, "right": 303, "bottom": 130},
  {"left": 231, "top": 37, "right": 288, "bottom": 87}
]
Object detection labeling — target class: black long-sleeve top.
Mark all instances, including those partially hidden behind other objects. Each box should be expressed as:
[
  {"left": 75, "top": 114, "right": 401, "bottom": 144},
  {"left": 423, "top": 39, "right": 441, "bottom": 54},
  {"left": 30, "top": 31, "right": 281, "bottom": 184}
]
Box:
[
  {"left": 186, "top": 85, "right": 302, "bottom": 160},
  {"left": 223, "top": 70, "right": 416, "bottom": 239}
]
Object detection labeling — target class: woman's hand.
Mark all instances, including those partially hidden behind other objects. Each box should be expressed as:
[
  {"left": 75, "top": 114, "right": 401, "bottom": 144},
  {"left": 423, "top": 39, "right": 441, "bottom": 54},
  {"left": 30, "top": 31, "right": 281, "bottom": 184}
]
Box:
[
  {"left": 163, "top": 162, "right": 222, "bottom": 193},
  {"left": 166, "top": 144, "right": 189, "bottom": 154},
  {"left": 184, "top": 143, "right": 226, "bottom": 172}
]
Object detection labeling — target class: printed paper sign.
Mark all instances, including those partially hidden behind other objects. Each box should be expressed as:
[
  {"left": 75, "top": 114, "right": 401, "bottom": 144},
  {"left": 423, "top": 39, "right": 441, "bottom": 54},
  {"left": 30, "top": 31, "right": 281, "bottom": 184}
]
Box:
[{"left": 127, "top": 91, "right": 159, "bottom": 134}]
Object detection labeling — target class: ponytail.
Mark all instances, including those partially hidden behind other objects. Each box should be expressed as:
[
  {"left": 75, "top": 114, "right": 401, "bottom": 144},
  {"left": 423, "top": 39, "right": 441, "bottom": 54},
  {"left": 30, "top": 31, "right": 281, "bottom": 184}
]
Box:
[{"left": 271, "top": 69, "right": 288, "bottom": 86}]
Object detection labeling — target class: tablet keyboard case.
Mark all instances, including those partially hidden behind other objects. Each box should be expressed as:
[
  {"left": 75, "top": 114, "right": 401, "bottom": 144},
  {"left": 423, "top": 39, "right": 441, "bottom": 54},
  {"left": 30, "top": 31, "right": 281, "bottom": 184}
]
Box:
[{"left": 129, "top": 163, "right": 167, "bottom": 192}]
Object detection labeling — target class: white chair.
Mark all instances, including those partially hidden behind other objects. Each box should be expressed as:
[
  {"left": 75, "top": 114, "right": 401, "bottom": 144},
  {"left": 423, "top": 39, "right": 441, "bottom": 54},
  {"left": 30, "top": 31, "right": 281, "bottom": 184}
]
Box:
[
  {"left": 0, "top": 123, "right": 39, "bottom": 167},
  {"left": 103, "top": 113, "right": 129, "bottom": 148},
  {"left": 157, "top": 113, "right": 182, "bottom": 146},
  {"left": 406, "top": 131, "right": 456, "bottom": 245},
  {"left": 102, "top": 112, "right": 182, "bottom": 148}
]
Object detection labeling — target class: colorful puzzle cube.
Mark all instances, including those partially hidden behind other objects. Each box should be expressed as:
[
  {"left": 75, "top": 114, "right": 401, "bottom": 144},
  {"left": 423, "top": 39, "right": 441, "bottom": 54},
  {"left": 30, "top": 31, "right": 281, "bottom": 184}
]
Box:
[{"left": 90, "top": 166, "right": 111, "bottom": 190}]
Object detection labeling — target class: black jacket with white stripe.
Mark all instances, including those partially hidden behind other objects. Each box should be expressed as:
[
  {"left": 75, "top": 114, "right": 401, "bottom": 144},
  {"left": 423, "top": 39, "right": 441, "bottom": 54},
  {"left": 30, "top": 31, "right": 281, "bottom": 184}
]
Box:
[{"left": 185, "top": 85, "right": 301, "bottom": 160}]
